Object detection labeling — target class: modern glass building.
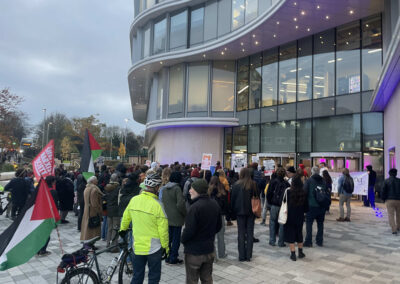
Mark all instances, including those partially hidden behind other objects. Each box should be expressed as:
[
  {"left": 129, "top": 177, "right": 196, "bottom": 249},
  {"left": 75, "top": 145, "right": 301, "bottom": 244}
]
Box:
[{"left": 128, "top": 0, "right": 400, "bottom": 179}]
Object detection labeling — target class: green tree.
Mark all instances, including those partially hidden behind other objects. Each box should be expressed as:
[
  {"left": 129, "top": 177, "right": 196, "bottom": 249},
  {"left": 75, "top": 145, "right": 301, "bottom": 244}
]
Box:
[{"left": 61, "top": 136, "right": 72, "bottom": 161}]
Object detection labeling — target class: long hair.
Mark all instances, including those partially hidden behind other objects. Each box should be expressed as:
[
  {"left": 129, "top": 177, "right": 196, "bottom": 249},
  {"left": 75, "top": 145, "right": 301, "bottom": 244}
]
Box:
[
  {"left": 208, "top": 176, "right": 226, "bottom": 197},
  {"left": 237, "top": 168, "right": 256, "bottom": 191},
  {"left": 217, "top": 169, "right": 226, "bottom": 178},
  {"left": 322, "top": 170, "right": 332, "bottom": 185},
  {"left": 289, "top": 175, "right": 306, "bottom": 207},
  {"left": 161, "top": 167, "right": 172, "bottom": 186}
]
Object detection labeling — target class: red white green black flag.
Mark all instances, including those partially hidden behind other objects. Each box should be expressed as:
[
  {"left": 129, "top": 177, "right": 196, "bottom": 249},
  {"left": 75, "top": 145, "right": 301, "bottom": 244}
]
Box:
[{"left": 80, "top": 129, "right": 102, "bottom": 181}]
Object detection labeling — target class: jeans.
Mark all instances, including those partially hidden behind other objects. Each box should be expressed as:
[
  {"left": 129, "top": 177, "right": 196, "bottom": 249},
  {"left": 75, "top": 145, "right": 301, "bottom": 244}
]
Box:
[
  {"left": 167, "top": 226, "right": 182, "bottom": 263},
  {"left": 261, "top": 197, "right": 267, "bottom": 222},
  {"left": 269, "top": 205, "right": 284, "bottom": 246},
  {"left": 237, "top": 215, "right": 255, "bottom": 261},
  {"left": 216, "top": 215, "right": 226, "bottom": 258},
  {"left": 339, "top": 194, "right": 351, "bottom": 219},
  {"left": 132, "top": 249, "right": 162, "bottom": 284},
  {"left": 184, "top": 253, "right": 214, "bottom": 284},
  {"left": 101, "top": 216, "right": 108, "bottom": 240},
  {"left": 106, "top": 217, "right": 121, "bottom": 247},
  {"left": 305, "top": 206, "right": 326, "bottom": 245},
  {"left": 363, "top": 186, "right": 376, "bottom": 208},
  {"left": 77, "top": 202, "right": 84, "bottom": 231},
  {"left": 386, "top": 200, "right": 400, "bottom": 233},
  {"left": 11, "top": 203, "right": 23, "bottom": 218}
]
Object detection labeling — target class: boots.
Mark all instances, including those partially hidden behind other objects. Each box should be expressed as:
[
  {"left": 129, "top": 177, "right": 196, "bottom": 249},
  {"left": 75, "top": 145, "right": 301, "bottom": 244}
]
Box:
[
  {"left": 290, "top": 251, "right": 296, "bottom": 261},
  {"left": 298, "top": 248, "right": 305, "bottom": 259}
]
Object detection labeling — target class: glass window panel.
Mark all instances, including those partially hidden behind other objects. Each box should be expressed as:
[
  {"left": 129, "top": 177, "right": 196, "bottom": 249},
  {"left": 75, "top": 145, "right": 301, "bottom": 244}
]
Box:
[
  {"left": 261, "top": 106, "right": 277, "bottom": 123},
  {"left": 278, "top": 103, "right": 296, "bottom": 121},
  {"left": 153, "top": 18, "right": 166, "bottom": 54},
  {"left": 190, "top": 7, "right": 204, "bottom": 46},
  {"left": 212, "top": 61, "right": 235, "bottom": 112},
  {"left": 279, "top": 42, "right": 297, "bottom": 104},
  {"left": 168, "top": 64, "right": 184, "bottom": 114},
  {"left": 362, "top": 15, "right": 382, "bottom": 91},
  {"left": 157, "top": 71, "right": 166, "bottom": 120},
  {"left": 248, "top": 124, "right": 260, "bottom": 153},
  {"left": 261, "top": 121, "right": 296, "bottom": 152},
  {"left": 233, "top": 126, "right": 248, "bottom": 153},
  {"left": 336, "top": 93, "right": 360, "bottom": 115},
  {"left": 146, "top": 0, "right": 155, "bottom": 9},
  {"left": 297, "top": 100, "right": 312, "bottom": 119},
  {"left": 297, "top": 119, "right": 312, "bottom": 152},
  {"left": 362, "top": 90, "right": 373, "bottom": 112},
  {"left": 224, "top": 127, "right": 233, "bottom": 153},
  {"left": 313, "top": 114, "right": 361, "bottom": 152},
  {"left": 143, "top": 26, "right": 151, "bottom": 58},
  {"left": 258, "top": 0, "right": 271, "bottom": 12},
  {"left": 218, "top": 0, "right": 231, "bottom": 36},
  {"left": 262, "top": 48, "right": 278, "bottom": 106},
  {"left": 232, "top": 0, "right": 245, "bottom": 30},
  {"left": 313, "top": 29, "right": 335, "bottom": 98},
  {"left": 204, "top": 0, "right": 218, "bottom": 41},
  {"left": 362, "top": 112, "right": 383, "bottom": 151},
  {"left": 237, "top": 57, "right": 249, "bottom": 111},
  {"left": 170, "top": 10, "right": 188, "bottom": 50},
  {"left": 298, "top": 37, "right": 312, "bottom": 101},
  {"left": 313, "top": 97, "right": 335, "bottom": 117},
  {"left": 245, "top": 0, "right": 258, "bottom": 23},
  {"left": 337, "top": 21, "right": 361, "bottom": 95},
  {"left": 188, "top": 62, "right": 209, "bottom": 112},
  {"left": 249, "top": 54, "right": 262, "bottom": 109}
]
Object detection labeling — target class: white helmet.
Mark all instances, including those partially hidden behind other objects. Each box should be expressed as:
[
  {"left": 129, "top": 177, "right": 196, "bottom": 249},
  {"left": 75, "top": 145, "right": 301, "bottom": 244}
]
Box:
[{"left": 144, "top": 172, "right": 162, "bottom": 188}]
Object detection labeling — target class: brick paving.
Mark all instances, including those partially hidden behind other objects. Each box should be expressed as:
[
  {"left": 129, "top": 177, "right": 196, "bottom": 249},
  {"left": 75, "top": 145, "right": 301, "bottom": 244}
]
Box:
[{"left": 0, "top": 200, "right": 400, "bottom": 283}]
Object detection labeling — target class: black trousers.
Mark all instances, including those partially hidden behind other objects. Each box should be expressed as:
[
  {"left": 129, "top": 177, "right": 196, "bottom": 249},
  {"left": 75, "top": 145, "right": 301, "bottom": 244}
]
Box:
[
  {"left": 77, "top": 202, "right": 84, "bottom": 231},
  {"left": 236, "top": 215, "right": 255, "bottom": 261}
]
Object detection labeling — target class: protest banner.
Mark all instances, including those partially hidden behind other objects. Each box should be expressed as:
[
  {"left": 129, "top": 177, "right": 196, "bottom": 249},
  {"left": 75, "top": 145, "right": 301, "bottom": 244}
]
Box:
[
  {"left": 231, "top": 154, "right": 247, "bottom": 172},
  {"left": 32, "top": 140, "right": 55, "bottom": 181},
  {"left": 331, "top": 171, "right": 368, "bottom": 195},
  {"left": 201, "top": 153, "right": 212, "bottom": 170}
]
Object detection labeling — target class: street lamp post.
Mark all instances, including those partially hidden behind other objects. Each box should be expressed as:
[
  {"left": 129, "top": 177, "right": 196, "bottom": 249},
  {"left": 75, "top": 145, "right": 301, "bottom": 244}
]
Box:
[
  {"left": 46, "top": 122, "right": 53, "bottom": 144},
  {"left": 42, "top": 108, "right": 46, "bottom": 149},
  {"left": 109, "top": 128, "right": 113, "bottom": 159},
  {"left": 124, "top": 118, "right": 129, "bottom": 161}
]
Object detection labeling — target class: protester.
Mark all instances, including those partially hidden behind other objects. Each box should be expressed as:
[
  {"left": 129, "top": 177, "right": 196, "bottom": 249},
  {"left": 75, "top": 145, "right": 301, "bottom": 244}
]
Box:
[
  {"left": 364, "top": 165, "right": 377, "bottom": 208},
  {"left": 104, "top": 173, "right": 121, "bottom": 251},
  {"left": 231, "top": 168, "right": 257, "bottom": 261},
  {"left": 80, "top": 176, "right": 103, "bottom": 241},
  {"left": 284, "top": 175, "right": 308, "bottom": 261},
  {"left": 260, "top": 175, "right": 270, "bottom": 226},
  {"left": 286, "top": 166, "right": 296, "bottom": 185},
  {"left": 267, "top": 167, "right": 290, "bottom": 247},
  {"left": 208, "top": 176, "right": 228, "bottom": 259},
  {"left": 4, "top": 169, "right": 30, "bottom": 219},
  {"left": 382, "top": 168, "right": 400, "bottom": 234},
  {"left": 120, "top": 173, "right": 169, "bottom": 284},
  {"left": 217, "top": 169, "right": 230, "bottom": 192},
  {"left": 299, "top": 163, "right": 308, "bottom": 178},
  {"left": 226, "top": 170, "right": 238, "bottom": 226},
  {"left": 160, "top": 171, "right": 186, "bottom": 265},
  {"left": 161, "top": 167, "right": 172, "bottom": 187},
  {"left": 322, "top": 170, "right": 333, "bottom": 214},
  {"left": 56, "top": 170, "right": 75, "bottom": 224},
  {"left": 319, "top": 162, "right": 328, "bottom": 176},
  {"left": 98, "top": 165, "right": 110, "bottom": 191},
  {"left": 337, "top": 168, "right": 354, "bottom": 222},
  {"left": 118, "top": 171, "right": 142, "bottom": 216},
  {"left": 76, "top": 173, "right": 87, "bottom": 231},
  {"left": 303, "top": 167, "right": 327, "bottom": 247},
  {"left": 181, "top": 179, "right": 222, "bottom": 283},
  {"left": 183, "top": 168, "right": 200, "bottom": 209}
]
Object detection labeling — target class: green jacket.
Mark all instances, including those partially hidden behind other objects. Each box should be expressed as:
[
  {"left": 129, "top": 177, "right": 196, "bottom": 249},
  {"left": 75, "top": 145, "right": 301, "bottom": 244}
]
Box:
[
  {"left": 160, "top": 182, "right": 186, "bottom": 227},
  {"left": 120, "top": 191, "right": 169, "bottom": 255}
]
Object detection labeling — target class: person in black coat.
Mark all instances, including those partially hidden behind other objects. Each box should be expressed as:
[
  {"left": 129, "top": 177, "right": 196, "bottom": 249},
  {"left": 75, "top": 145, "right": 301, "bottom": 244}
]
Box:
[
  {"left": 56, "top": 169, "right": 75, "bottom": 224},
  {"left": 181, "top": 179, "right": 221, "bottom": 284},
  {"left": 231, "top": 168, "right": 258, "bottom": 262},
  {"left": 76, "top": 174, "right": 87, "bottom": 231},
  {"left": 4, "top": 169, "right": 30, "bottom": 219},
  {"left": 118, "top": 171, "right": 142, "bottom": 216},
  {"left": 284, "top": 175, "right": 309, "bottom": 261}
]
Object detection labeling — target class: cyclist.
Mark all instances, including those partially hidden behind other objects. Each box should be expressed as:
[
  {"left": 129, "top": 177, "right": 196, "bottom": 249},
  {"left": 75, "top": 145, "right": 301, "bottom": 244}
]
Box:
[{"left": 119, "top": 172, "right": 169, "bottom": 284}]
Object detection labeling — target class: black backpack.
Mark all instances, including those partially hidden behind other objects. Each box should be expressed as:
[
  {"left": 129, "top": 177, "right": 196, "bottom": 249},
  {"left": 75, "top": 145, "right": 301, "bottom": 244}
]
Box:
[
  {"left": 271, "top": 180, "right": 288, "bottom": 206},
  {"left": 343, "top": 176, "right": 354, "bottom": 194},
  {"left": 311, "top": 179, "right": 331, "bottom": 209}
]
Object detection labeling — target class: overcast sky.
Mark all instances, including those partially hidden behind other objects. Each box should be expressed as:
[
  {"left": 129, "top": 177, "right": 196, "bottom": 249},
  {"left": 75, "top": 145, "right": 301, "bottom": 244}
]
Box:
[{"left": 0, "top": 0, "right": 145, "bottom": 135}]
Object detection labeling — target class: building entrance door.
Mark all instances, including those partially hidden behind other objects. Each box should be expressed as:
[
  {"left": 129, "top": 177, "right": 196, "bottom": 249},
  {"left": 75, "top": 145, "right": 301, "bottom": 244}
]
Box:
[
  {"left": 256, "top": 153, "right": 295, "bottom": 173},
  {"left": 311, "top": 152, "right": 361, "bottom": 173}
]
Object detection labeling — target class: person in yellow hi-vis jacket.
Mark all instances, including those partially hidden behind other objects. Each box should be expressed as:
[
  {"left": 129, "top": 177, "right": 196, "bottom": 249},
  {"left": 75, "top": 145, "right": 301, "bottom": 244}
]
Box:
[{"left": 120, "top": 172, "right": 169, "bottom": 284}]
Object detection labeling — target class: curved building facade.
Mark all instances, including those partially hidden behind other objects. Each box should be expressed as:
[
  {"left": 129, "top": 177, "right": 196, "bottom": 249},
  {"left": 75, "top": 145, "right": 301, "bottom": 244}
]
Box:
[{"left": 128, "top": 0, "right": 400, "bottom": 180}]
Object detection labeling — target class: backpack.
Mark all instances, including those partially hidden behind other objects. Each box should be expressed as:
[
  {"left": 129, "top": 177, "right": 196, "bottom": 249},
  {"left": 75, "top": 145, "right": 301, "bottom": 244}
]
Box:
[
  {"left": 343, "top": 176, "right": 354, "bottom": 194},
  {"left": 271, "top": 180, "right": 288, "bottom": 206},
  {"left": 311, "top": 179, "right": 331, "bottom": 209}
]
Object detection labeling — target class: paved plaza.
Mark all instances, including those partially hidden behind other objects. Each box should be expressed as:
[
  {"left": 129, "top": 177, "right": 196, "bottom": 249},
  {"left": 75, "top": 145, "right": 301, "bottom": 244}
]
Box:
[{"left": 0, "top": 200, "right": 399, "bottom": 284}]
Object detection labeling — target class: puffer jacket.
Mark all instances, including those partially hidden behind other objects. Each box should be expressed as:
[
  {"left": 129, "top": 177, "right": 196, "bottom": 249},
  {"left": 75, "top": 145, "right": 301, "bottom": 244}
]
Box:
[
  {"left": 104, "top": 182, "right": 120, "bottom": 217},
  {"left": 382, "top": 176, "right": 400, "bottom": 201}
]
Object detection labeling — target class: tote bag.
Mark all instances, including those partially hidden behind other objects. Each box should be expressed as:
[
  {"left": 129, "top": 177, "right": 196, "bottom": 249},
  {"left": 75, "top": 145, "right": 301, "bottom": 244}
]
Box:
[{"left": 278, "top": 188, "right": 289, "bottom": 225}]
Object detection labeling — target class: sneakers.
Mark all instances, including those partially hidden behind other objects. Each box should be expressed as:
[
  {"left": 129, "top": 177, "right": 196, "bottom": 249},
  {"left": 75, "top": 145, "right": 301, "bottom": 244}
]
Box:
[
  {"left": 278, "top": 243, "right": 286, "bottom": 247},
  {"left": 336, "top": 217, "right": 345, "bottom": 222},
  {"left": 166, "top": 259, "right": 183, "bottom": 265},
  {"left": 60, "top": 220, "right": 69, "bottom": 224},
  {"left": 344, "top": 217, "right": 351, "bottom": 222},
  {"left": 392, "top": 231, "right": 398, "bottom": 235},
  {"left": 37, "top": 251, "right": 51, "bottom": 257}
]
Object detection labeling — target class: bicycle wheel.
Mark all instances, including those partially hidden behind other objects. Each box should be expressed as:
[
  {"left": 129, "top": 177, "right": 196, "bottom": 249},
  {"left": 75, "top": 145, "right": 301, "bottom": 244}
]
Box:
[
  {"left": 118, "top": 250, "right": 134, "bottom": 283},
  {"left": 61, "top": 267, "right": 99, "bottom": 284}
]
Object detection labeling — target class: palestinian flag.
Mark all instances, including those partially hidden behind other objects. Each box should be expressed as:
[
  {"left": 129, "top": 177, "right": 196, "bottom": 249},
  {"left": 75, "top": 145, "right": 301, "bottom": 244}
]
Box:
[
  {"left": 80, "top": 129, "right": 102, "bottom": 180},
  {"left": 0, "top": 180, "right": 60, "bottom": 271}
]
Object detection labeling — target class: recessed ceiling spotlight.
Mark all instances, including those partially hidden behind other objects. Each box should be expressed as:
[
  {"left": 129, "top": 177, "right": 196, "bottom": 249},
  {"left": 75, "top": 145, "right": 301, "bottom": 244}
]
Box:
[
  {"left": 276, "top": 21, "right": 280, "bottom": 25},
  {"left": 202, "top": 54, "right": 206, "bottom": 58},
  {"left": 294, "top": 17, "right": 297, "bottom": 21},
  {"left": 240, "top": 42, "right": 244, "bottom": 46},
  {"left": 294, "top": 2, "right": 297, "bottom": 5},
  {"left": 242, "top": 48, "right": 245, "bottom": 52},
  {"left": 307, "top": 28, "right": 311, "bottom": 31},
  {"left": 348, "top": 32, "right": 351, "bottom": 35},
  {"left": 366, "top": 24, "right": 369, "bottom": 27},
  {"left": 301, "top": 11, "right": 306, "bottom": 15},
  {"left": 252, "top": 34, "right": 256, "bottom": 38},
  {"left": 224, "top": 47, "right": 227, "bottom": 51},
  {"left": 221, "top": 51, "right": 225, "bottom": 55},
  {"left": 255, "top": 41, "right": 259, "bottom": 45},
  {"left": 317, "top": 5, "right": 320, "bottom": 9},
  {"left": 295, "top": 25, "right": 299, "bottom": 29},
  {"left": 346, "top": 41, "right": 349, "bottom": 45},
  {"left": 273, "top": 34, "right": 277, "bottom": 38},
  {"left": 325, "top": 15, "right": 330, "bottom": 20},
  {"left": 160, "top": 61, "right": 163, "bottom": 64},
  {"left": 349, "top": 10, "right": 354, "bottom": 15}
]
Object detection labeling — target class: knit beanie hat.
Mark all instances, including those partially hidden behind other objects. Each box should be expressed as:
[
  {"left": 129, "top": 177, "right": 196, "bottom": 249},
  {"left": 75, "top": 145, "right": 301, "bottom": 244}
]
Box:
[
  {"left": 191, "top": 179, "right": 208, "bottom": 195},
  {"left": 191, "top": 168, "right": 200, "bottom": 178}
]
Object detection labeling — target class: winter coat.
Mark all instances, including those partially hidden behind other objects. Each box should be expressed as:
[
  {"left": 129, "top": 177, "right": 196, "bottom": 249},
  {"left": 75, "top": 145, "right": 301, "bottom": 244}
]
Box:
[
  {"left": 304, "top": 174, "right": 327, "bottom": 208},
  {"left": 285, "top": 190, "right": 309, "bottom": 227},
  {"left": 98, "top": 171, "right": 110, "bottom": 191},
  {"left": 76, "top": 175, "right": 86, "bottom": 206},
  {"left": 209, "top": 188, "right": 229, "bottom": 215},
  {"left": 231, "top": 181, "right": 256, "bottom": 216},
  {"left": 183, "top": 177, "right": 199, "bottom": 209},
  {"left": 160, "top": 182, "right": 186, "bottom": 227},
  {"left": 104, "top": 182, "right": 120, "bottom": 217},
  {"left": 80, "top": 183, "right": 103, "bottom": 240},
  {"left": 267, "top": 177, "right": 290, "bottom": 207},
  {"left": 56, "top": 177, "right": 75, "bottom": 211},
  {"left": 382, "top": 176, "right": 400, "bottom": 202},
  {"left": 119, "top": 179, "right": 142, "bottom": 217},
  {"left": 5, "top": 177, "right": 30, "bottom": 206},
  {"left": 181, "top": 195, "right": 222, "bottom": 255},
  {"left": 337, "top": 175, "right": 353, "bottom": 196}
]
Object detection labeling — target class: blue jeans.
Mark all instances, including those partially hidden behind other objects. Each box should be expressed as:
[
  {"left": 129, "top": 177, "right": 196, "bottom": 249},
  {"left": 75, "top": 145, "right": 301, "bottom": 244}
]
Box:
[
  {"left": 101, "top": 216, "right": 108, "bottom": 240},
  {"left": 363, "top": 186, "right": 376, "bottom": 208},
  {"left": 269, "top": 205, "right": 284, "bottom": 246},
  {"left": 132, "top": 249, "right": 162, "bottom": 284},
  {"left": 167, "top": 226, "right": 182, "bottom": 263},
  {"left": 305, "top": 207, "right": 326, "bottom": 245}
]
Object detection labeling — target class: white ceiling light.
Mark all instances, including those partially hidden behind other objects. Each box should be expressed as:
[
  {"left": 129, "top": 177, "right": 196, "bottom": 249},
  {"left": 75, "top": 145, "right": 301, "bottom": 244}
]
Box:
[
  {"left": 301, "top": 11, "right": 305, "bottom": 15},
  {"left": 294, "top": 17, "right": 297, "bottom": 22},
  {"left": 276, "top": 21, "right": 280, "bottom": 25},
  {"left": 238, "top": 85, "right": 249, "bottom": 94},
  {"left": 325, "top": 15, "right": 330, "bottom": 20}
]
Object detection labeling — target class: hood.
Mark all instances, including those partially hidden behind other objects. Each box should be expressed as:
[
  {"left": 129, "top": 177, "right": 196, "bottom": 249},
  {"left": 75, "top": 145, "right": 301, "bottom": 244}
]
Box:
[
  {"left": 105, "top": 182, "right": 119, "bottom": 192},
  {"left": 312, "top": 174, "right": 324, "bottom": 182},
  {"left": 164, "top": 182, "right": 178, "bottom": 190}
]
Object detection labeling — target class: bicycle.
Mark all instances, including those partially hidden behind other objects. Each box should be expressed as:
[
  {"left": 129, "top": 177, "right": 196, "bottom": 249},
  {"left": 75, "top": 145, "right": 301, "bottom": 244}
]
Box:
[{"left": 57, "top": 230, "right": 134, "bottom": 284}]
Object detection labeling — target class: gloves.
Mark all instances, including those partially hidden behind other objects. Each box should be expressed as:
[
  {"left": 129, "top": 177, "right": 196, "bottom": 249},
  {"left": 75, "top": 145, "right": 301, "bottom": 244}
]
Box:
[
  {"left": 118, "top": 230, "right": 128, "bottom": 239},
  {"left": 161, "top": 248, "right": 170, "bottom": 260}
]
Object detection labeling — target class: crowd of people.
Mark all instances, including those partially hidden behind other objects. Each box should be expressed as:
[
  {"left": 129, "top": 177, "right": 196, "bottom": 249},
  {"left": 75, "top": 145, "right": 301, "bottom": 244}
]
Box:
[{"left": 1, "top": 160, "right": 400, "bottom": 283}]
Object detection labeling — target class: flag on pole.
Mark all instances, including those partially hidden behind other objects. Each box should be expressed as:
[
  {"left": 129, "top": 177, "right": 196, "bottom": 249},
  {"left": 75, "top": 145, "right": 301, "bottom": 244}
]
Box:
[
  {"left": 80, "top": 129, "right": 102, "bottom": 181},
  {"left": 0, "top": 180, "right": 60, "bottom": 271},
  {"left": 32, "top": 140, "right": 55, "bottom": 182}
]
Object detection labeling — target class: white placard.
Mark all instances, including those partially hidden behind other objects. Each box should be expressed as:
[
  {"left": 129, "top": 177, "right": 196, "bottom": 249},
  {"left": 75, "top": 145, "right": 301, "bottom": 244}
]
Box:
[
  {"left": 201, "top": 153, "right": 212, "bottom": 170},
  {"left": 231, "top": 154, "right": 247, "bottom": 173}
]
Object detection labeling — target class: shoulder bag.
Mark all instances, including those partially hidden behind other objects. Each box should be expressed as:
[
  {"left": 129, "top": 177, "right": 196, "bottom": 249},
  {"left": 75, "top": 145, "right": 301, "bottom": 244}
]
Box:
[
  {"left": 251, "top": 185, "right": 261, "bottom": 218},
  {"left": 278, "top": 188, "right": 290, "bottom": 225}
]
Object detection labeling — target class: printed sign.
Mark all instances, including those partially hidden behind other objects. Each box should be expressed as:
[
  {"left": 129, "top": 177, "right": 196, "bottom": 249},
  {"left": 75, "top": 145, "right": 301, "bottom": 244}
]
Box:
[
  {"left": 201, "top": 154, "right": 212, "bottom": 170},
  {"left": 331, "top": 171, "right": 368, "bottom": 195},
  {"left": 231, "top": 154, "right": 247, "bottom": 173},
  {"left": 32, "top": 140, "right": 55, "bottom": 181},
  {"left": 145, "top": 160, "right": 151, "bottom": 167}
]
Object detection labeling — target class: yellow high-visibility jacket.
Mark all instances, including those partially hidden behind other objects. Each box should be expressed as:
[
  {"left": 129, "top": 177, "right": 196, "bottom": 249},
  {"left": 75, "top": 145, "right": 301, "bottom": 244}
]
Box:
[{"left": 120, "top": 191, "right": 169, "bottom": 255}]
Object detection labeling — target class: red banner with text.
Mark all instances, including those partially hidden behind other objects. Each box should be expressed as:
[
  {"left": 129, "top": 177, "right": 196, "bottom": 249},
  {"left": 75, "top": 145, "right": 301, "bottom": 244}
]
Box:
[{"left": 32, "top": 140, "right": 55, "bottom": 181}]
